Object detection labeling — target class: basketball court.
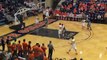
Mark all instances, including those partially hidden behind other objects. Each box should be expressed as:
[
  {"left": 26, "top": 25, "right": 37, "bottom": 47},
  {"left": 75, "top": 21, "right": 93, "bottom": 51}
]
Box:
[{"left": 0, "top": 13, "right": 107, "bottom": 60}]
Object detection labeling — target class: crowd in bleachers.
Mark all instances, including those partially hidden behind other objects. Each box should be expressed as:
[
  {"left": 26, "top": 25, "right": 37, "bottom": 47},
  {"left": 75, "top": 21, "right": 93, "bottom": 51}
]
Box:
[{"left": 54, "top": 0, "right": 107, "bottom": 21}]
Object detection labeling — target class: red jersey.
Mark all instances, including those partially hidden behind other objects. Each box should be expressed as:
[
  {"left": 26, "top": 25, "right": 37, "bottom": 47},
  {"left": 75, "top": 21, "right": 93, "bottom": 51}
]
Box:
[
  {"left": 28, "top": 53, "right": 35, "bottom": 60},
  {"left": 7, "top": 44, "right": 12, "bottom": 51},
  {"left": 11, "top": 44, "right": 17, "bottom": 51},
  {"left": 17, "top": 43, "right": 22, "bottom": 51},
  {"left": 44, "top": 56, "right": 48, "bottom": 60},
  {"left": 22, "top": 42, "right": 28, "bottom": 50},
  {"left": 33, "top": 46, "right": 43, "bottom": 57},
  {"left": 41, "top": 46, "right": 47, "bottom": 53}
]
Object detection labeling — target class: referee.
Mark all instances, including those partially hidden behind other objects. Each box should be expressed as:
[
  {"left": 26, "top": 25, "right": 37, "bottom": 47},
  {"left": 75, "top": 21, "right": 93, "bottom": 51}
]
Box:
[{"left": 47, "top": 41, "right": 55, "bottom": 60}]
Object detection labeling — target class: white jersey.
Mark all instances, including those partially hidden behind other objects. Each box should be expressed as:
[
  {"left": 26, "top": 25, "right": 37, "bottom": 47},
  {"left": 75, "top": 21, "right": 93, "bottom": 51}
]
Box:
[
  {"left": 35, "top": 18, "right": 39, "bottom": 24},
  {"left": 45, "top": 9, "right": 49, "bottom": 17},
  {"left": 58, "top": 28, "right": 62, "bottom": 34},
  {"left": 82, "top": 20, "right": 86, "bottom": 26},
  {"left": 45, "top": 11, "right": 49, "bottom": 17},
  {"left": 72, "top": 42, "right": 77, "bottom": 50},
  {"left": 71, "top": 39, "right": 77, "bottom": 50},
  {"left": 59, "top": 25, "right": 62, "bottom": 29},
  {"left": 62, "top": 25, "right": 65, "bottom": 30}
]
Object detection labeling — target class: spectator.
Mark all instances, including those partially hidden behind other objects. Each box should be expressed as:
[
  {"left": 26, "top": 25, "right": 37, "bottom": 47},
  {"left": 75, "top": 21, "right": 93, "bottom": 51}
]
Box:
[{"left": 54, "top": 0, "right": 106, "bottom": 22}]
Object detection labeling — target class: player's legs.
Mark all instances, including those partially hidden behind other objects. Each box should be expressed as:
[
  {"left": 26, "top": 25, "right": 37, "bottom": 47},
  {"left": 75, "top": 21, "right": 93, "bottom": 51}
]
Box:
[
  {"left": 73, "top": 45, "right": 78, "bottom": 55},
  {"left": 67, "top": 46, "right": 72, "bottom": 54}
]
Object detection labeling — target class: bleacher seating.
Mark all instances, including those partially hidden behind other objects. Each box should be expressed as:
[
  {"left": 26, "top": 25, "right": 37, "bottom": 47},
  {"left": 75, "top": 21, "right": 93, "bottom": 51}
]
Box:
[{"left": 54, "top": 0, "right": 107, "bottom": 23}]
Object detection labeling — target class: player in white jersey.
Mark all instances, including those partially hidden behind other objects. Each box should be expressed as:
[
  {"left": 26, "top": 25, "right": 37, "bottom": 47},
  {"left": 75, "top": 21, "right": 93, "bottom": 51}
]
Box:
[
  {"left": 58, "top": 23, "right": 63, "bottom": 38},
  {"left": 58, "top": 27, "right": 62, "bottom": 38},
  {"left": 59, "top": 23, "right": 62, "bottom": 29},
  {"left": 35, "top": 16, "right": 39, "bottom": 24},
  {"left": 81, "top": 19, "right": 86, "bottom": 29},
  {"left": 67, "top": 37, "right": 77, "bottom": 55},
  {"left": 61, "top": 24, "right": 66, "bottom": 38},
  {"left": 45, "top": 8, "right": 49, "bottom": 17}
]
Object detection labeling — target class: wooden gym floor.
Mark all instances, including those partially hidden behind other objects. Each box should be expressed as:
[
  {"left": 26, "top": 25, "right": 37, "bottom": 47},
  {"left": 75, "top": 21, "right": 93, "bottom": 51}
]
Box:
[{"left": 0, "top": 13, "right": 107, "bottom": 60}]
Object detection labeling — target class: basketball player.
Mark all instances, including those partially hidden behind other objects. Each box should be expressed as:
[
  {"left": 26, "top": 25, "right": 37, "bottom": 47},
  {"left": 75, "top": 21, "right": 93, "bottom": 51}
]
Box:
[
  {"left": 87, "top": 20, "right": 92, "bottom": 30},
  {"left": 61, "top": 24, "right": 66, "bottom": 38},
  {"left": 45, "top": 7, "right": 49, "bottom": 17},
  {"left": 67, "top": 37, "right": 77, "bottom": 55},
  {"left": 43, "top": 9, "right": 46, "bottom": 20},
  {"left": 86, "top": 15, "right": 92, "bottom": 30},
  {"left": 58, "top": 27, "right": 62, "bottom": 38},
  {"left": 44, "top": 17, "right": 48, "bottom": 28},
  {"left": 81, "top": 19, "right": 86, "bottom": 29},
  {"left": 44, "top": 17, "right": 49, "bottom": 35},
  {"left": 61, "top": 24, "right": 65, "bottom": 30},
  {"left": 58, "top": 23, "right": 63, "bottom": 38},
  {"left": 59, "top": 23, "right": 62, "bottom": 29},
  {"left": 35, "top": 16, "right": 39, "bottom": 24}
]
